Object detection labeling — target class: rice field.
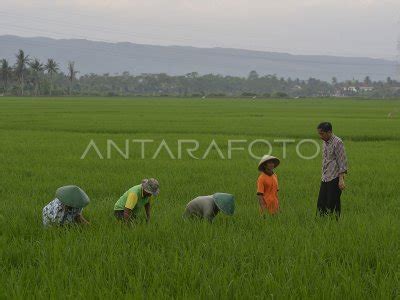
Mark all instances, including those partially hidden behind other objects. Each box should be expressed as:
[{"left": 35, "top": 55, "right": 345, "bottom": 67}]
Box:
[{"left": 0, "top": 97, "right": 399, "bottom": 299}]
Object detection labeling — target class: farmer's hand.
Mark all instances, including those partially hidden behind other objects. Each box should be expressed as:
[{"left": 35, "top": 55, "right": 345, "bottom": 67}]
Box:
[
  {"left": 339, "top": 178, "right": 345, "bottom": 190},
  {"left": 257, "top": 194, "right": 267, "bottom": 215},
  {"left": 259, "top": 203, "right": 267, "bottom": 215}
]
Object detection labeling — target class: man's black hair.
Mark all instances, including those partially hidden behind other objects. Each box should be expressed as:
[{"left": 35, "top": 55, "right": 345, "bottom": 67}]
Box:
[{"left": 317, "top": 122, "right": 332, "bottom": 132}]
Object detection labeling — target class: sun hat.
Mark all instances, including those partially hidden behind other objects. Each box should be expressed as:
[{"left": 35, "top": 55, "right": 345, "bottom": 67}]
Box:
[
  {"left": 212, "top": 193, "right": 235, "bottom": 216},
  {"left": 55, "top": 185, "right": 90, "bottom": 208},
  {"left": 258, "top": 155, "right": 280, "bottom": 171},
  {"left": 141, "top": 178, "right": 160, "bottom": 196}
]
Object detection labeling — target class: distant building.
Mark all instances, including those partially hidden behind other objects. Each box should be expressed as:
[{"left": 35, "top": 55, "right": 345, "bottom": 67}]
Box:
[
  {"left": 358, "top": 84, "right": 374, "bottom": 92},
  {"left": 343, "top": 86, "right": 358, "bottom": 93},
  {"left": 336, "top": 85, "right": 374, "bottom": 96}
]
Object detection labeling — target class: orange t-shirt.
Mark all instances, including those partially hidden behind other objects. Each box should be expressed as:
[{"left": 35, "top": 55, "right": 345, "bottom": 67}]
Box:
[{"left": 257, "top": 172, "right": 279, "bottom": 214}]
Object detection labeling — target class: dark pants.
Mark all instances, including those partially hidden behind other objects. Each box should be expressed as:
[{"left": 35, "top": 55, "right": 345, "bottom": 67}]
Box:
[
  {"left": 114, "top": 210, "right": 124, "bottom": 220},
  {"left": 317, "top": 177, "right": 342, "bottom": 218},
  {"left": 114, "top": 210, "right": 137, "bottom": 221}
]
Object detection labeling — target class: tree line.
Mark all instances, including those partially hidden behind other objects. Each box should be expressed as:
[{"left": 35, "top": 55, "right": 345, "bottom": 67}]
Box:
[
  {"left": 1, "top": 49, "right": 400, "bottom": 98},
  {"left": 1, "top": 50, "right": 78, "bottom": 97}
]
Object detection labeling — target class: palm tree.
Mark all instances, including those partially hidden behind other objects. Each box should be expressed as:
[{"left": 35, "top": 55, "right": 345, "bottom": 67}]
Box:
[
  {"left": 0, "top": 59, "right": 12, "bottom": 95},
  {"left": 14, "top": 49, "right": 30, "bottom": 96},
  {"left": 29, "top": 58, "right": 43, "bottom": 96},
  {"left": 45, "top": 58, "right": 59, "bottom": 96},
  {"left": 67, "top": 61, "right": 78, "bottom": 96}
]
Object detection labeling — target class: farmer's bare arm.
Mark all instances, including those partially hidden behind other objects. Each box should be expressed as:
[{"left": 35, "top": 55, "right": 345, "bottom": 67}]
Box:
[
  {"left": 75, "top": 214, "right": 90, "bottom": 225},
  {"left": 339, "top": 173, "right": 346, "bottom": 190},
  {"left": 335, "top": 140, "right": 348, "bottom": 191},
  {"left": 257, "top": 193, "right": 266, "bottom": 209},
  {"left": 256, "top": 178, "right": 266, "bottom": 209},
  {"left": 145, "top": 203, "right": 151, "bottom": 223},
  {"left": 124, "top": 193, "right": 138, "bottom": 220},
  {"left": 123, "top": 207, "right": 133, "bottom": 220}
]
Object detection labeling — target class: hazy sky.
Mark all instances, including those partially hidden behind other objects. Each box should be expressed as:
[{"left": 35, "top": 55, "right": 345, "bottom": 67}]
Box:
[{"left": 1, "top": 0, "right": 399, "bottom": 59}]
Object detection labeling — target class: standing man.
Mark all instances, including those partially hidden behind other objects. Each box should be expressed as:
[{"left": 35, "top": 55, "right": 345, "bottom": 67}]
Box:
[
  {"left": 114, "top": 178, "right": 160, "bottom": 223},
  {"left": 316, "top": 122, "right": 348, "bottom": 218}
]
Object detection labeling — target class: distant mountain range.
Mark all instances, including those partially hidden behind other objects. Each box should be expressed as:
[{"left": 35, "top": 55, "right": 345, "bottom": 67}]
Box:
[{"left": 0, "top": 35, "right": 398, "bottom": 81}]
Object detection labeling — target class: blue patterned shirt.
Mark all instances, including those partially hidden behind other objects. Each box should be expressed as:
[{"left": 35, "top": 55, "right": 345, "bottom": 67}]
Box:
[{"left": 42, "top": 198, "right": 82, "bottom": 226}]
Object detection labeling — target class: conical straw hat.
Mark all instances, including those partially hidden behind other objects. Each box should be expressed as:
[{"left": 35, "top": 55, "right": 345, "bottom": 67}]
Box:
[
  {"left": 55, "top": 185, "right": 90, "bottom": 208},
  {"left": 258, "top": 155, "right": 280, "bottom": 171},
  {"left": 212, "top": 193, "right": 235, "bottom": 216}
]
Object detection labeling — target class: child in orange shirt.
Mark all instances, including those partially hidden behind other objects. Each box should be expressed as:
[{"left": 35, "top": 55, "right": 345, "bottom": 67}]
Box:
[{"left": 257, "top": 155, "right": 280, "bottom": 215}]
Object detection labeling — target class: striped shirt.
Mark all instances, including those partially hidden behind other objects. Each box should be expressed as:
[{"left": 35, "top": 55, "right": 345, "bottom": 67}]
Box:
[{"left": 321, "top": 134, "right": 348, "bottom": 182}]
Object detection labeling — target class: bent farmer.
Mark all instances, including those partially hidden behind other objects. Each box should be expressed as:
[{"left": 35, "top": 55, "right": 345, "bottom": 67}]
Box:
[
  {"left": 42, "top": 185, "right": 90, "bottom": 226},
  {"left": 257, "top": 155, "right": 280, "bottom": 215},
  {"left": 114, "top": 178, "right": 160, "bottom": 223},
  {"left": 317, "top": 122, "right": 348, "bottom": 218},
  {"left": 183, "top": 193, "right": 235, "bottom": 222}
]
